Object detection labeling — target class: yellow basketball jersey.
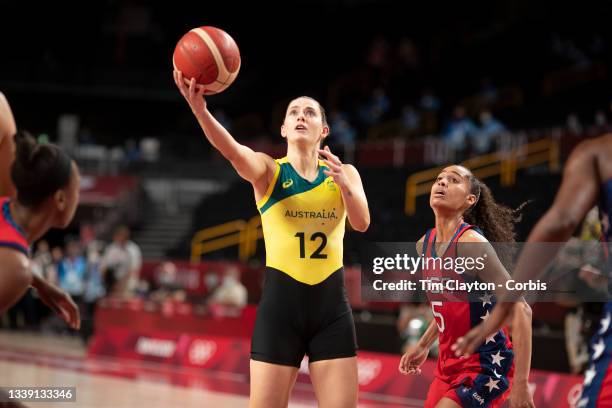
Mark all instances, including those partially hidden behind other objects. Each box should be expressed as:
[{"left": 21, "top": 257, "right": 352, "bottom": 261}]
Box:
[{"left": 256, "top": 157, "right": 346, "bottom": 285}]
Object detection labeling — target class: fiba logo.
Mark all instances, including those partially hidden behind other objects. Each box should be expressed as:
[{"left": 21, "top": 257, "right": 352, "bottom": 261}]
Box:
[
  {"left": 188, "top": 340, "right": 217, "bottom": 365},
  {"left": 357, "top": 358, "right": 382, "bottom": 385}
]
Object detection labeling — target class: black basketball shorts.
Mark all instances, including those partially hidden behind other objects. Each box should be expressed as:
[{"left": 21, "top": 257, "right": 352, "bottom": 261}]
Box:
[{"left": 251, "top": 267, "right": 358, "bottom": 368}]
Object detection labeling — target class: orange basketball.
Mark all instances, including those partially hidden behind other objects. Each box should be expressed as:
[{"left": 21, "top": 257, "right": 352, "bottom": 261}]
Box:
[{"left": 173, "top": 26, "right": 241, "bottom": 95}]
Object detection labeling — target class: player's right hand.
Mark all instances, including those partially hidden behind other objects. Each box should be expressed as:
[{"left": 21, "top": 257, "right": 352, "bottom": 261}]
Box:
[
  {"left": 398, "top": 343, "right": 429, "bottom": 375},
  {"left": 173, "top": 70, "right": 207, "bottom": 113}
]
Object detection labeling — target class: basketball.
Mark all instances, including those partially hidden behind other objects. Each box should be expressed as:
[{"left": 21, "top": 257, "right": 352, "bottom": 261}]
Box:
[{"left": 173, "top": 26, "right": 241, "bottom": 95}]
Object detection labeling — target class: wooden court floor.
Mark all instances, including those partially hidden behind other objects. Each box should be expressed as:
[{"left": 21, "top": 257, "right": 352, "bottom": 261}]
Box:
[{"left": 0, "top": 330, "right": 317, "bottom": 408}]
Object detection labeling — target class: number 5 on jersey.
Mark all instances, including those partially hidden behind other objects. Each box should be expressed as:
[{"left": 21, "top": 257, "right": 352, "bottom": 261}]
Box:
[
  {"left": 431, "top": 301, "right": 445, "bottom": 332},
  {"left": 295, "top": 232, "right": 327, "bottom": 259}
]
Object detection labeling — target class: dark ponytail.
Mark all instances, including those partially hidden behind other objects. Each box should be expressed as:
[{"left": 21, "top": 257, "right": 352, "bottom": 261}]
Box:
[
  {"left": 464, "top": 175, "right": 528, "bottom": 266},
  {"left": 14, "top": 130, "right": 38, "bottom": 165},
  {"left": 10, "top": 131, "right": 73, "bottom": 207}
]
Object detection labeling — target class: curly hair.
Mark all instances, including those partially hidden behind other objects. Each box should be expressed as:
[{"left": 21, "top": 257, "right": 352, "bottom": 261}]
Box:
[{"left": 463, "top": 174, "right": 529, "bottom": 267}]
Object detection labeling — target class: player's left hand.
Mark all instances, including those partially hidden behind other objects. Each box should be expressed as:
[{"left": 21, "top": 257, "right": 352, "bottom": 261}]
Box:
[
  {"left": 318, "top": 146, "right": 349, "bottom": 189},
  {"left": 452, "top": 302, "right": 512, "bottom": 356},
  {"left": 508, "top": 381, "right": 536, "bottom": 408},
  {"left": 36, "top": 280, "right": 80, "bottom": 330}
]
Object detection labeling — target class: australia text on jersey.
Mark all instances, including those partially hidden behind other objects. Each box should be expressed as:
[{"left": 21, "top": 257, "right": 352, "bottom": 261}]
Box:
[{"left": 284, "top": 209, "right": 338, "bottom": 219}]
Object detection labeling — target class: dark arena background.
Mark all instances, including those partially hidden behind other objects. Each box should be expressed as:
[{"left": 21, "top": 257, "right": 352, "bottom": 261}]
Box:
[{"left": 1, "top": 1, "right": 611, "bottom": 406}]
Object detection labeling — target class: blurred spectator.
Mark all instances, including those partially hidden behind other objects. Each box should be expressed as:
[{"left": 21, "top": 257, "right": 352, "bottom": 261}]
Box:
[
  {"left": 473, "top": 110, "right": 506, "bottom": 154},
  {"left": 37, "top": 133, "right": 50, "bottom": 144},
  {"left": 32, "top": 240, "right": 57, "bottom": 284},
  {"left": 78, "top": 126, "right": 96, "bottom": 146},
  {"left": 47, "top": 238, "right": 87, "bottom": 335},
  {"left": 84, "top": 242, "right": 105, "bottom": 301},
  {"left": 329, "top": 110, "right": 356, "bottom": 162},
  {"left": 204, "top": 271, "right": 221, "bottom": 296},
  {"left": 150, "top": 261, "right": 186, "bottom": 302},
  {"left": 101, "top": 225, "right": 142, "bottom": 299},
  {"left": 208, "top": 265, "right": 248, "bottom": 316},
  {"left": 592, "top": 109, "right": 609, "bottom": 133},
  {"left": 566, "top": 113, "right": 583, "bottom": 135},
  {"left": 140, "top": 137, "right": 160, "bottom": 162},
  {"left": 358, "top": 87, "right": 390, "bottom": 127},
  {"left": 330, "top": 111, "right": 357, "bottom": 145},
  {"left": 478, "top": 77, "right": 499, "bottom": 106},
  {"left": 82, "top": 241, "right": 105, "bottom": 343},
  {"left": 419, "top": 88, "right": 441, "bottom": 112},
  {"left": 50, "top": 246, "right": 64, "bottom": 281},
  {"left": 550, "top": 34, "right": 592, "bottom": 68},
  {"left": 58, "top": 239, "right": 86, "bottom": 302},
  {"left": 108, "top": 146, "right": 125, "bottom": 174},
  {"left": 396, "top": 37, "right": 420, "bottom": 71},
  {"left": 401, "top": 105, "right": 421, "bottom": 137},
  {"left": 29, "top": 240, "right": 57, "bottom": 328},
  {"left": 366, "top": 35, "right": 390, "bottom": 71},
  {"left": 442, "top": 106, "right": 478, "bottom": 153},
  {"left": 80, "top": 224, "right": 96, "bottom": 249},
  {"left": 122, "top": 138, "right": 142, "bottom": 169}
]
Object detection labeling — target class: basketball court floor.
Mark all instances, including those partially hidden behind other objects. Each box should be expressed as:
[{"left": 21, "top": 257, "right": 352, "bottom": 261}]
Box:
[{"left": 0, "top": 331, "right": 418, "bottom": 408}]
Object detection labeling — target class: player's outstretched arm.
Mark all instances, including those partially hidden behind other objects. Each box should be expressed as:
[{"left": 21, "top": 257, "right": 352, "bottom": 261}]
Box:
[
  {"left": 173, "top": 71, "right": 275, "bottom": 185},
  {"left": 454, "top": 140, "right": 601, "bottom": 355},
  {"left": 510, "top": 139, "right": 599, "bottom": 285}
]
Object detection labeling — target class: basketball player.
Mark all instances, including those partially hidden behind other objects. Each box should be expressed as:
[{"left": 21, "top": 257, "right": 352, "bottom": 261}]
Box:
[
  {"left": 0, "top": 92, "right": 17, "bottom": 197},
  {"left": 0, "top": 131, "right": 80, "bottom": 407},
  {"left": 398, "top": 165, "right": 534, "bottom": 408},
  {"left": 0, "top": 130, "right": 81, "bottom": 326},
  {"left": 174, "top": 71, "right": 370, "bottom": 408},
  {"left": 453, "top": 134, "right": 612, "bottom": 407}
]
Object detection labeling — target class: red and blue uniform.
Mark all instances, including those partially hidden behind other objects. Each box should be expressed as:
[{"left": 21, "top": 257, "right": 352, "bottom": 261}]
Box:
[
  {"left": 0, "top": 197, "right": 29, "bottom": 256},
  {"left": 422, "top": 222, "right": 514, "bottom": 408},
  {"left": 578, "top": 179, "right": 612, "bottom": 408}
]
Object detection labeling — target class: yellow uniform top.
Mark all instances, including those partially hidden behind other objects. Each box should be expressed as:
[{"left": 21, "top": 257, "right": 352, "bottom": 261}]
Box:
[{"left": 256, "top": 157, "right": 346, "bottom": 285}]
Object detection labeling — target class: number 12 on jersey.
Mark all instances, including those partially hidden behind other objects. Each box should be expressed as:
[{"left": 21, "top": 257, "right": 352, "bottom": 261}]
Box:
[{"left": 295, "top": 232, "right": 327, "bottom": 259}]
